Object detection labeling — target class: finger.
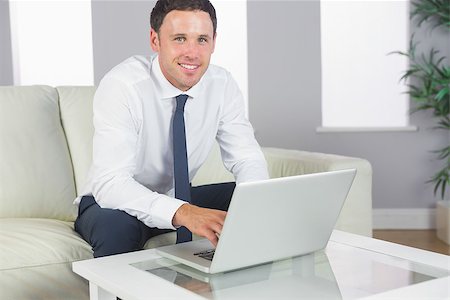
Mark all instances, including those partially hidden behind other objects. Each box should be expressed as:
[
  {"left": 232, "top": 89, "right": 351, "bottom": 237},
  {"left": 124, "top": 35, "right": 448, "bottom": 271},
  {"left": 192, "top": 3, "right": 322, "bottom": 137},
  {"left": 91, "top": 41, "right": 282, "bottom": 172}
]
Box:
[
  {"left": 209, "top": 222, "right": 223, "bottom": 236},
  {"left": 205, "top": 231, "right": 219, "bottom": 247}
]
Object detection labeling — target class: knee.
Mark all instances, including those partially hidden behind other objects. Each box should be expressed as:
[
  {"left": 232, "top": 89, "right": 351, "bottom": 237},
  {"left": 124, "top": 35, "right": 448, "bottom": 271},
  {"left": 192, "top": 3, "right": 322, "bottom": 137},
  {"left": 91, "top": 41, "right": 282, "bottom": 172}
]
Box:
[{"left": 91, "top": 210, "right": 143, "bottom": 257}]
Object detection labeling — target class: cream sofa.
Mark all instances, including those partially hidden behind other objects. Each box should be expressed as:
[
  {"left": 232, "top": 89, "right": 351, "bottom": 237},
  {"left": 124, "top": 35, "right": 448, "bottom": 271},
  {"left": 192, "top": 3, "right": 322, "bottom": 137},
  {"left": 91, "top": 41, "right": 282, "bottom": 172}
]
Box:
[{"left": 0, "top": 86, "right": 372, "bottom": 299}]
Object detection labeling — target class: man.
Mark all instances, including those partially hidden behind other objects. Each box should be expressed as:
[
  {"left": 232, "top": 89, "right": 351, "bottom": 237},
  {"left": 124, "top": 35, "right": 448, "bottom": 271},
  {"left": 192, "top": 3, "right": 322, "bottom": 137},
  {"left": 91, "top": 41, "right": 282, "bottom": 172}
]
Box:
[{"left": 74, "top": 0, "right": 269, "bottom": 258}]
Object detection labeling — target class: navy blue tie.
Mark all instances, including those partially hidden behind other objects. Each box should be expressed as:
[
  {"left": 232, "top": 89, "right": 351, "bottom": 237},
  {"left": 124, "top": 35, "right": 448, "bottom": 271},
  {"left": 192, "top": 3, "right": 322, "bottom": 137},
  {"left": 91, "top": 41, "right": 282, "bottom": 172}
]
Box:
[{"left": 173, "top": 94, "right": 192, "bottom": 243}]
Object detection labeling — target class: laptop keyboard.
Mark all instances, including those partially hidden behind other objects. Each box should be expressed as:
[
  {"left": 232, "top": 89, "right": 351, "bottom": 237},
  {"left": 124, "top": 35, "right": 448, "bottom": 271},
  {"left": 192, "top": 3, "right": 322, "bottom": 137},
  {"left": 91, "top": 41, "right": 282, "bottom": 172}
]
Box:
[{"left": 194, "top": 249, "right": 215, "bottom": 261}]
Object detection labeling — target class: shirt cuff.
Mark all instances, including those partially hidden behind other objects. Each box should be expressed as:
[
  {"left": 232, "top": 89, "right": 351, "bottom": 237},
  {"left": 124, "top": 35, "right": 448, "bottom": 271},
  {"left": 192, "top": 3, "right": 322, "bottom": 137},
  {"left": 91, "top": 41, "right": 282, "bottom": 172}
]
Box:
[{"left": 150, "top": 195, "right": 187, "bottom": 230}]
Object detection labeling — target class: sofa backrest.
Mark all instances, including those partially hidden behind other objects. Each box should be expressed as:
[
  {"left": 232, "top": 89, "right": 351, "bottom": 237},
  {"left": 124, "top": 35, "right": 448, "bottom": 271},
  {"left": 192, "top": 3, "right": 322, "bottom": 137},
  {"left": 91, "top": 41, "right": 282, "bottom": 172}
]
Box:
[
  {"left": 0, "top": 86, "right": 77, "bottom": 221},
  {"left": 57, "top": 86, "right": 95, "bottom": 195}
]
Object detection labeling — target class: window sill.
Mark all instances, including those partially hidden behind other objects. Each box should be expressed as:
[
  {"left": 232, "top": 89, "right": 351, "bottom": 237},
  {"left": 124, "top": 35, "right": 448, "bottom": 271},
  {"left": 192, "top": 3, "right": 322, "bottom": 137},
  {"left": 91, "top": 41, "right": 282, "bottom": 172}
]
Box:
[{"left": 316, "top": 126, "right": 419, "bottom": 133}]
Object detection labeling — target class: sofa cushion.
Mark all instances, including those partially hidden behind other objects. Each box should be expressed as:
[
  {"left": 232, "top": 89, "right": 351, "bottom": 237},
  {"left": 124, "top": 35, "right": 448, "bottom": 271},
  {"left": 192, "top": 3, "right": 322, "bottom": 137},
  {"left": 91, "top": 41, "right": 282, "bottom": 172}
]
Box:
[
  {"left": 0, "top": 86, "right": 77, "bottom": 220},
  {"left": 0, "top": 218, "right": 92, "bottom": 270},
  {"left": 0, "top": 218, "right": 92, "bottom": 299},
  {"left": 57, "top": 86, "right": 95, "bottom": 195}
]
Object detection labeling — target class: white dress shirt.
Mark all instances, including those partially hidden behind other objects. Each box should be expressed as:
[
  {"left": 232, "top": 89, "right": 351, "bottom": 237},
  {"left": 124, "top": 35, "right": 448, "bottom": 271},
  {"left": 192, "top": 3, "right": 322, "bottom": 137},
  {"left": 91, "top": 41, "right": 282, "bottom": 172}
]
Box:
[{"left": 77, "top": 55, "right": 269, "bottom": 230}]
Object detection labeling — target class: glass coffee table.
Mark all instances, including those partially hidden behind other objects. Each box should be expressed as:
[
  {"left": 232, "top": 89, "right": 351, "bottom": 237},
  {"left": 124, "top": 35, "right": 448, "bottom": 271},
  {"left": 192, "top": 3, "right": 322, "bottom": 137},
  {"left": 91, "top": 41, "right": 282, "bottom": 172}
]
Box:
[{"left": 73, "top": 230, "right": 450, "bottom": 300}]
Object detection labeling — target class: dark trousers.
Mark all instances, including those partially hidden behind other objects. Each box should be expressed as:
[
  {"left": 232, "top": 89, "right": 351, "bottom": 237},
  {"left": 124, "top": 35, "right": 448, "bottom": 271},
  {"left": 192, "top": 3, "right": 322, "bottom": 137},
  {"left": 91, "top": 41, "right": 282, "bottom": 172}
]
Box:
[{"left": 74, "top": 182, "right": 236, "bottom": 258}]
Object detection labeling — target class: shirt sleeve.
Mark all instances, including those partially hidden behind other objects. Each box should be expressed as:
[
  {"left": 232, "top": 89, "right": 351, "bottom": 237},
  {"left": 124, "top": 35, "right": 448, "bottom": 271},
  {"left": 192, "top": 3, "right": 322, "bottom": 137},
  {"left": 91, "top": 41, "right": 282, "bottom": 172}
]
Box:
[
  {"left": 216, "top": 73, "right": 270, "bottom": 183},
  {"left": 89, "top": 76, "right": 185, "bottom": 230}
]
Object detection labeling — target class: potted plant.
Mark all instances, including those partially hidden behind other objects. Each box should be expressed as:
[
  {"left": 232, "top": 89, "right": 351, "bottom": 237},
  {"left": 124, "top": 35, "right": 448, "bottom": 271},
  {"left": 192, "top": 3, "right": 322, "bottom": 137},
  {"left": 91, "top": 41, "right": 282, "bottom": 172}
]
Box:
[{"left": 394, "top": 0, "right": 449, "bottom": 244}]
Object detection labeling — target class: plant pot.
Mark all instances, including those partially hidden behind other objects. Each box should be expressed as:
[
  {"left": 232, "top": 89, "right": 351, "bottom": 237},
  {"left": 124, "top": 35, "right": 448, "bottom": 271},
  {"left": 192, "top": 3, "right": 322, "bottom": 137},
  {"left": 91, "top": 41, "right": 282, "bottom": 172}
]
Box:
[{"left": 436, "top": 200, "right": 450, "bottom": 245}]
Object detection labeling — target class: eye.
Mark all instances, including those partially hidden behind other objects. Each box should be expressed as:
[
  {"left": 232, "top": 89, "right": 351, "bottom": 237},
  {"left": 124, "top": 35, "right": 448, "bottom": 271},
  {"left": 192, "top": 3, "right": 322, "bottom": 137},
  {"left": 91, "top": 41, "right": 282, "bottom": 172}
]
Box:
[
  {"left": 198, "top": 37, "right": 208, "bottom": 44},
  {"left": 174, "top": 37, "right": 186, "bottom": 43}
]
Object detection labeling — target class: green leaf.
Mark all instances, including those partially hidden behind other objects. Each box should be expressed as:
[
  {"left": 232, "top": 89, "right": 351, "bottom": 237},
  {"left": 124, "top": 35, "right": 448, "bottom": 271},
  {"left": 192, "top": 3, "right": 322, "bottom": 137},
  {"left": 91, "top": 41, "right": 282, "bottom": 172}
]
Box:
[
  {"left": 435, "top": 87, "right": 449, "bottom": 101},
  {"left": 441, "top": 180, "right": 447, "bottom": 200}
]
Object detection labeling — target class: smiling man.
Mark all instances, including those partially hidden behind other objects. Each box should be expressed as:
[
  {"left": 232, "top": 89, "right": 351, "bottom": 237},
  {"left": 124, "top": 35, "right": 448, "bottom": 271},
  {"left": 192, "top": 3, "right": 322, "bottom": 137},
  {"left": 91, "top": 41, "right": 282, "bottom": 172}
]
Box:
[{"left": 74, "top": 0, "right": 269, "bottom": 258}]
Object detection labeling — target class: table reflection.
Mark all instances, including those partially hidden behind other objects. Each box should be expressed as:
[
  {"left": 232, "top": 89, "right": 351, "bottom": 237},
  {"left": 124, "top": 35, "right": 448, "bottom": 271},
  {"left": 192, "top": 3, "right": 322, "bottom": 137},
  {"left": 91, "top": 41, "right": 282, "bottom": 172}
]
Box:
[{"left": 137, "top": 252, "right": 342, "bottom": 299}]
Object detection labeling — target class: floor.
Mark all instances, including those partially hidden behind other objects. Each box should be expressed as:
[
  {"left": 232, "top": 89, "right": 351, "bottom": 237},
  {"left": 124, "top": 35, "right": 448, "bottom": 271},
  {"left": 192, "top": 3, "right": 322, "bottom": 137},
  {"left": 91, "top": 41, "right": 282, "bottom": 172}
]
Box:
[{"left": 373, "top": 230, "right": 450, "bottom": 255}]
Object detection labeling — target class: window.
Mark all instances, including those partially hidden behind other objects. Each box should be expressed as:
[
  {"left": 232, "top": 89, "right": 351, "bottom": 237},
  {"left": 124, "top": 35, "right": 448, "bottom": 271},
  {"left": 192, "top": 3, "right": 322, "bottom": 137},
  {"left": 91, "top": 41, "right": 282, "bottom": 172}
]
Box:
[
  {"left": 9, "top": 0, "right": 94, "bottom": 86},
  {"left": 319, "top": 0, "right": 414, "bottom": 131}
]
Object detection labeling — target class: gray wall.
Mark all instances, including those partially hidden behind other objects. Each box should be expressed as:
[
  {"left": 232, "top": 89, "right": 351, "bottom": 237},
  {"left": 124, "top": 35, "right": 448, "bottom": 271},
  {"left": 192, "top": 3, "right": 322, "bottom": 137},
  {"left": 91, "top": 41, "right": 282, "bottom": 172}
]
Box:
[
  {"left": 247, "top": 1, "right": 450, "bottom": 209},
  {"left": 91, "top": 1, "right": 156, "bottom": 84},
  {"left": 0, "top": 1, "right": 13, "bottom": 85}
]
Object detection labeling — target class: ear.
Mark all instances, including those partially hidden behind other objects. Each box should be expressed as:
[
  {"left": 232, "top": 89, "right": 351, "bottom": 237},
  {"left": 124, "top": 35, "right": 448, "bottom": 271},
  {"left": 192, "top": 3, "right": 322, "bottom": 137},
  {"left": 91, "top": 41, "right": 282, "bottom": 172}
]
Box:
[{"left": 150, "top": 28, "right": 160, "bottom": 52}]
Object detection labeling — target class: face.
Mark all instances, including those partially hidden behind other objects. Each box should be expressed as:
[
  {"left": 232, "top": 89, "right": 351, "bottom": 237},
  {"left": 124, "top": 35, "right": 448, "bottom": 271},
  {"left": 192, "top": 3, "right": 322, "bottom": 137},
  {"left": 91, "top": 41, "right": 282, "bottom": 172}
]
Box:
[{"left": 150, "top": 10, "right": 216, "bottom": 91}]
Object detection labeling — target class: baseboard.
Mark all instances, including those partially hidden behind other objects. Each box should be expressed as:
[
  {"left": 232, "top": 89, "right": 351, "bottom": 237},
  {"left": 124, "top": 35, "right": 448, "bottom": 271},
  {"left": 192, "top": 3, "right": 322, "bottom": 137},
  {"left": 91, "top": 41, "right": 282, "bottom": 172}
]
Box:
[{"left": 373, "top": 209, "right": 436, "bottom": 229}]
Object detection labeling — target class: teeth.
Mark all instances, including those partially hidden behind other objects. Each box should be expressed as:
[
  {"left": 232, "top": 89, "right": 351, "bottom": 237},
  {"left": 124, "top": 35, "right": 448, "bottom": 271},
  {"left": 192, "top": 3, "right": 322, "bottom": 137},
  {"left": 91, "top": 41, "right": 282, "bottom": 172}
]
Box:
[{"left": 180, "top": 64, "right": 198, "bottom": 70}]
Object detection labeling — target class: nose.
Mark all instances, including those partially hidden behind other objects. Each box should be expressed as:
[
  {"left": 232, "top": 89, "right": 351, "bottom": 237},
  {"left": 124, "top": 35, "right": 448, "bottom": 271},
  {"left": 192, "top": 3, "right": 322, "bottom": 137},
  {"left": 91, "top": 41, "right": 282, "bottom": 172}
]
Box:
[{"left": 182, "top": 41, "right": 199, "bottom": 60}]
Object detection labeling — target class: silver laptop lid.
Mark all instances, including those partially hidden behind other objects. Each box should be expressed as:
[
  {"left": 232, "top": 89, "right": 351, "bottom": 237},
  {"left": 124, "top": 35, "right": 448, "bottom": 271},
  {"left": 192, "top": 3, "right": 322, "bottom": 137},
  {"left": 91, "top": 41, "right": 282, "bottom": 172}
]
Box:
[{"left": 209, "top": 169, "right": 356, "bottom": 273}]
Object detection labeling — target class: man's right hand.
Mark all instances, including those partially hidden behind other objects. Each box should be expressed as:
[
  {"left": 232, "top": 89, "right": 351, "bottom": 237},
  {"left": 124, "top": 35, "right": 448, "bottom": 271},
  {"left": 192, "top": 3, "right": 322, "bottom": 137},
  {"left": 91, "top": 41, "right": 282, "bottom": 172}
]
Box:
[{"left": 172, "top": 203, "right": 227, "bottom": 247}]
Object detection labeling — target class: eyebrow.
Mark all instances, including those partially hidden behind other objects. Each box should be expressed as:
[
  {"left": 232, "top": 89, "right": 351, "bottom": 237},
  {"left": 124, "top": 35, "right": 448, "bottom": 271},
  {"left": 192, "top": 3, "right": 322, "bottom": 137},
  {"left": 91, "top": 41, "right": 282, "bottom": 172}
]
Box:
[
  {"left": 170, "top": 33, "right": 212, "bottom": 39},
  {"left": 198, "top": 34, "right": 212, "bottom": 40}
]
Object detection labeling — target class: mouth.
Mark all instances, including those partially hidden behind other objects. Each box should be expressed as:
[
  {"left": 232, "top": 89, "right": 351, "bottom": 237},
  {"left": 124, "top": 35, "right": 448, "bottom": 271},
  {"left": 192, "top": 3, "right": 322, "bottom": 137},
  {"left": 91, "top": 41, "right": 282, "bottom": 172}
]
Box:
[{"left": 179, "top": 63, "right": 200, "bottom": 71}]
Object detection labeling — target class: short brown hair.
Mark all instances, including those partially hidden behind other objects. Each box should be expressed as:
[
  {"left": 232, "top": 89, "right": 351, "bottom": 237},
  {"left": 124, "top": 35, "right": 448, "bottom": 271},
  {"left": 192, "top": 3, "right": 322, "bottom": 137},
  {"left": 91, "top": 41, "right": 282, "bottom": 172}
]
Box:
[{"left": 150, "top": 0, "right": 217, "bottom": 34}]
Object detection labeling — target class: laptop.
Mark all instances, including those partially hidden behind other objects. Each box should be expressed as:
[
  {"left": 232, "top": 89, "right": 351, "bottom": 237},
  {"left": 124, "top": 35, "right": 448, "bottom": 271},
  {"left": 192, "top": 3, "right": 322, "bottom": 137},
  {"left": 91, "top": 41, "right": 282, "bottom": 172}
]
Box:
[{"left": 156, "top": 169, "right": 356, "bottom": 274}]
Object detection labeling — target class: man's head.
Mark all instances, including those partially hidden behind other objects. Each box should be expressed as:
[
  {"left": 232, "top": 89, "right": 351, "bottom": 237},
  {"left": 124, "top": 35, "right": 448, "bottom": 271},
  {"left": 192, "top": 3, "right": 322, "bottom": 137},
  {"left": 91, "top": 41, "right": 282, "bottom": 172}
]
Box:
[{"left": 150, "top": 0, "right": 217, "bottom": 91}]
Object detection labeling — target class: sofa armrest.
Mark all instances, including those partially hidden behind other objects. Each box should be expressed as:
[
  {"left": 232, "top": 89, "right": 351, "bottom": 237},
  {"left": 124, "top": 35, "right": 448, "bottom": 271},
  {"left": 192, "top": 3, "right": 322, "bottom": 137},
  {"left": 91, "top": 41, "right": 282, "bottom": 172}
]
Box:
[
  {"left": 263, "top": 147, "right": 373, "bottom": 237},
  {"left": 192, "top": 145, "right": 373, "bottom": 237}
]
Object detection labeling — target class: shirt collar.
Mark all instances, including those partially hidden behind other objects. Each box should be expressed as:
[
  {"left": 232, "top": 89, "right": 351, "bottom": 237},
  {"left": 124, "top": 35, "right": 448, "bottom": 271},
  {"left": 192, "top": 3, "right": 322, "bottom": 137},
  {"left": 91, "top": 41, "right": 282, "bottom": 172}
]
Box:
[{"left": 150, "top": 54, "right": 204, "bottom": 101}]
